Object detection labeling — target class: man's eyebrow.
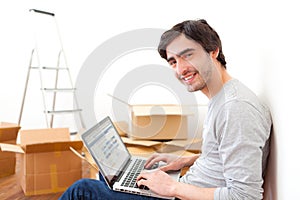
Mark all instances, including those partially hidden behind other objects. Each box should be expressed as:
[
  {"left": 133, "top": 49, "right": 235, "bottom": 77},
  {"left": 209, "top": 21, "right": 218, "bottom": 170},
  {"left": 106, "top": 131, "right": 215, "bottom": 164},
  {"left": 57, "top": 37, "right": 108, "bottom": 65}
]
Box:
[
  {"left": 167, "top": 48, "right": 195, "bottom": 62},
  {"left": 178, "top": 48, "right": 195, "bottom": 56}
]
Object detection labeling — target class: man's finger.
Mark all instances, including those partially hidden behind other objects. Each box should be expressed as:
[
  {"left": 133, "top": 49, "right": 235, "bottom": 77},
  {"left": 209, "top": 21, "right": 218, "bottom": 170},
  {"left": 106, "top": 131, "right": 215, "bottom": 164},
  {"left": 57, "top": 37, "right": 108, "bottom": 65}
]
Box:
[
  {"left": 144, "top": 157, "right": 162, "bottom": 169},
  {"left": 136, "top": 178, "right": 147, "bottom": 187},
  {"left": 159, "top": 164, "right": 172, "bottom": 172},
  {"left": 136, "top": 171, "right": 149, "bottom": 181}
]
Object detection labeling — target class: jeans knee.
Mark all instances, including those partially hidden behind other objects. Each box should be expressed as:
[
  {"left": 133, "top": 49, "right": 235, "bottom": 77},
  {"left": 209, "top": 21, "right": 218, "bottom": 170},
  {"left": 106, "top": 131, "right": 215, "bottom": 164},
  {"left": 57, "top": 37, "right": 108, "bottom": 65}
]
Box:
[
  {"left": 74, "top": 178, "right": 92, "bottom": 187},
  {"left": 59, "top": 178, "right": 100, "bottom": 200}
]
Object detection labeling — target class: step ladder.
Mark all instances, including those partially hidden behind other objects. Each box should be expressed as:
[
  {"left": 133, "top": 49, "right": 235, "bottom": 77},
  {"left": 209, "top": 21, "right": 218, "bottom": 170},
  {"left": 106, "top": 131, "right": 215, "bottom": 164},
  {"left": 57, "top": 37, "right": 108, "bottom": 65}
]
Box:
[{"left": 18, "top": 9, "right": 85, "bottom": 133}]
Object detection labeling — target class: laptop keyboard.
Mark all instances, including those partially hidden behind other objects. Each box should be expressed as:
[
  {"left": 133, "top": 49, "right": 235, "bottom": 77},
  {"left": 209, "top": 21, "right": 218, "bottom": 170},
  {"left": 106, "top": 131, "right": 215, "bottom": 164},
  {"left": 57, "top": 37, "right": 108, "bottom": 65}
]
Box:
[{"left": 120, "top": 158, "right": 158, "bottom": 190}]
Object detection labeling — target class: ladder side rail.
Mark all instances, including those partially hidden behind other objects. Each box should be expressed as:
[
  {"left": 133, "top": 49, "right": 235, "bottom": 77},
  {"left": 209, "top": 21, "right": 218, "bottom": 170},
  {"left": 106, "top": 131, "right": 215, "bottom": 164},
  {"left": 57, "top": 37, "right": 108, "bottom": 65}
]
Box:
[
  {"left": 36, "top": 47, "right": 50, "bottom": 128},
  {"left": 30, "top": 11, "right": 50, "bottom": 128},
  {"left": 18, "top": 49, "right": 35, "bottom": 125},
  {"left": 50, "top": 50, "right": 62, "bottom": 128},
  {"left": 73, "top": 92, "right": 86, "bottom": 129}
]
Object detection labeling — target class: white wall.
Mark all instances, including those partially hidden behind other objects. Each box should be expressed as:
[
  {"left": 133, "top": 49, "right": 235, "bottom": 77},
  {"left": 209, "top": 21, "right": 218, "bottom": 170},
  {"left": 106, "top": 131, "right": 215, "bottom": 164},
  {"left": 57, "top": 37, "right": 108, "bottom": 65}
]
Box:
[{"left": 1, "top": 0, "right": 299, "bottom": 199}]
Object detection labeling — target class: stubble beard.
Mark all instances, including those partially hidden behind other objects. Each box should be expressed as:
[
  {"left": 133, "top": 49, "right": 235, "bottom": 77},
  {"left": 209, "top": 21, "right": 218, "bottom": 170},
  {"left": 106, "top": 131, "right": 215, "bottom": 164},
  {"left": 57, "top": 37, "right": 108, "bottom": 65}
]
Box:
[
  {"left": 182, "top": 56, "right": 214, "bottom": 93},
  {"left": 186, "top": 76, "right": 206, "bottom": 92},
  {"left": 179, "top": 69, "right": 212, "bottom": 93}
]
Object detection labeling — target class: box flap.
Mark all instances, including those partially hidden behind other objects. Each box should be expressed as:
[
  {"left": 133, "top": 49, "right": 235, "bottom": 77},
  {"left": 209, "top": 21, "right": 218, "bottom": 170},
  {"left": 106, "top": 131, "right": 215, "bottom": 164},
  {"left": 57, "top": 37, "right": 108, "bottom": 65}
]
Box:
[
  {"left": 0, "top": 122, "right": 20, "bottom": 129},
  {"left": 70, "top": 146, "right": 99, "bottom": 171},
  {"left": 0, "top": 143, "right": 24, "bottom": 153},
  {"left": 0, "top": 122, "right": 20, "bottom": 142},
  {"left": 127, "top": 146, "right": 156, "bottom": 157},
  {"left": 23, "top": 141, "right": 83, "bottom": 153},
  {"left": 107, "top": 93, "right": 194, "bottom": 116},
  {"left": 131, "top": 105, "right": 193, "bottom": 116},
  {"left": 165, "top": 138, "right": 202, "bottom": 148},
  {"left": 19, "top": 128, "right": 70, "bottom": 145},
  {"left": 121, "top": 137, "right": 162, "bottom": 147},
  {"left": 171, "top": 150, "right": 199, "bottom": 156}
]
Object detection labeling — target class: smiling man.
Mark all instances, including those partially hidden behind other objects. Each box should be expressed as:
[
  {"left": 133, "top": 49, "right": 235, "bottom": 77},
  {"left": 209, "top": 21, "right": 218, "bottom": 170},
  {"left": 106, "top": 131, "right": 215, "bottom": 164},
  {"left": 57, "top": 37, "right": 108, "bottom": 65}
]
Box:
[{"left": 59, "top": 19, "right": 272, "bottom": 200}]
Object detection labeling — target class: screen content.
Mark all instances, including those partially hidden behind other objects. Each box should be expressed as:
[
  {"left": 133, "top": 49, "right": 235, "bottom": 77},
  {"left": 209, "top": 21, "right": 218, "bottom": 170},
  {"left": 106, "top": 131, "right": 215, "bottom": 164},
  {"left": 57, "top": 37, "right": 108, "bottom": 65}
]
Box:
[{"left": 83, "top": 118, "right": 129, "bottom": 182}]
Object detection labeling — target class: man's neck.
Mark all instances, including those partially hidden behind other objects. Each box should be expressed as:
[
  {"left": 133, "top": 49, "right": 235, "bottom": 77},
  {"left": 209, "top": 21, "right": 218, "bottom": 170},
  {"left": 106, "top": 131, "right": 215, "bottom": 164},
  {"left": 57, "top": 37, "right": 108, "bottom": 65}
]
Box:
[{"left": 202, "top": 66, "right": 232, "bottom": 99}]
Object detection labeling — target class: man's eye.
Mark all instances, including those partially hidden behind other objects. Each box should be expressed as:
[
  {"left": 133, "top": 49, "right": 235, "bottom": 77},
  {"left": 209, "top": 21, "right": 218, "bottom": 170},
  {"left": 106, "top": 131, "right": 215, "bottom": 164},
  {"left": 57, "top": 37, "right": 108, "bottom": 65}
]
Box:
[
  {"left": 183, "top": 53, "right": 192, "bottom": 59},
  {"left": 168, "top": 60, "right": 176, "bottom": 68}
]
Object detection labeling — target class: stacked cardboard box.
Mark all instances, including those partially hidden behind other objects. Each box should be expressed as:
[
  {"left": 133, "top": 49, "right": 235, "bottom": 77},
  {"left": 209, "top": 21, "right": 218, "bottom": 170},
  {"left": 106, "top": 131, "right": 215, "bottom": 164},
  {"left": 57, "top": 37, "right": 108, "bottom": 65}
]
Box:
[
  {"left": 128, "top": 104, "right": 193, "bottom": 140},
  {"left": 113, "top": 102, "right": 202, "bottom": 153},
  {"left": 121, "top": 136, "right": 202, "bottom": 154},
  {"left": 0, "top": 128, "right": 83, "bottom": 196},
  {"left": 0, "top": 122, "right": 21, "bottom": 178}
]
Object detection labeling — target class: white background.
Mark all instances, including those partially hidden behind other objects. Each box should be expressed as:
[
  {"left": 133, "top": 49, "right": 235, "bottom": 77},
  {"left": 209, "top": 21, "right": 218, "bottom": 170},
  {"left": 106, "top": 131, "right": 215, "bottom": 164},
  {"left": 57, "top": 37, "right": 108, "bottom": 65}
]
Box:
[{"left": 0, "top": 0, "right": 299, "bottom": 199}]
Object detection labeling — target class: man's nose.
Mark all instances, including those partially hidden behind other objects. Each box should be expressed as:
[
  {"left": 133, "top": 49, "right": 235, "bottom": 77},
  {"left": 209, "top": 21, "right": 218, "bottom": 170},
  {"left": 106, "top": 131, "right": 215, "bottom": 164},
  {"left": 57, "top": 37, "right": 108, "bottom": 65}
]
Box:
[{"left": 176, "top": 57, "right": 189, "bottom": 76}]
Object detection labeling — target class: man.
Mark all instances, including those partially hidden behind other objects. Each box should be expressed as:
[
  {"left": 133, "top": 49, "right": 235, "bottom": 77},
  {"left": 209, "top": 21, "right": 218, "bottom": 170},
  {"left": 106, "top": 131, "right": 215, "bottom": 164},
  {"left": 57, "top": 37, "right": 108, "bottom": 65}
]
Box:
[{"left": 60, "top": 19, "right": 272, "bottom": 200}]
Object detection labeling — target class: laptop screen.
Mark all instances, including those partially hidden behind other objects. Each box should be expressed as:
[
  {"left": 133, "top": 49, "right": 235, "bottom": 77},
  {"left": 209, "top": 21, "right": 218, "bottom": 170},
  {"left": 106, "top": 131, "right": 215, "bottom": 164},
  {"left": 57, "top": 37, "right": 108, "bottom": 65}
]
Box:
[{"left": 82, "top": 117, "right": 130, "bottom": 184}]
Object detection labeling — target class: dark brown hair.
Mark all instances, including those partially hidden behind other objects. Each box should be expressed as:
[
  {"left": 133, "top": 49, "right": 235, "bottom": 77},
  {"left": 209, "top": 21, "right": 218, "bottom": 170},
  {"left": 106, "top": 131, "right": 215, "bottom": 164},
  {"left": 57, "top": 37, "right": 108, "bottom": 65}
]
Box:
[{"left": 158, "top": 19, "right": 227, "bottom": 69}]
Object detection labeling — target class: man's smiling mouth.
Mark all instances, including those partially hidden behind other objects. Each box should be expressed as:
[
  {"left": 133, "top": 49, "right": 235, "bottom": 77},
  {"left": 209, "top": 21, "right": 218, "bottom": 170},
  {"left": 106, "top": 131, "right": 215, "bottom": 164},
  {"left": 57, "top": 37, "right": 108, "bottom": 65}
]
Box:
[{"left": 181, "top": 73, "right": 197, "bottom": 82}]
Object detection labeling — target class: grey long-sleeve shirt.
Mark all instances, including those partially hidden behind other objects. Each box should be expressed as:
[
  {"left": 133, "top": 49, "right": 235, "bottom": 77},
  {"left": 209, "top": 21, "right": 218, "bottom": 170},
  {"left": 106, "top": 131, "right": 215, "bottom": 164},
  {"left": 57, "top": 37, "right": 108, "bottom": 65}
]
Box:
[{"left": 180, "top": 79, "right": 272, "bottom": 200}]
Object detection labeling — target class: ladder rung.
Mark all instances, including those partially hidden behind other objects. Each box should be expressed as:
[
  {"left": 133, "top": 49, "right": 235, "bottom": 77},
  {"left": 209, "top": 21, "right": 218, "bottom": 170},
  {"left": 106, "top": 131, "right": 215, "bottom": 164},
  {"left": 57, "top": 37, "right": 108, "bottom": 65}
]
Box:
[
  {"left": 45, "top": 109, "right": 82, "bottom": 114},
  {"left": 31, "top": 66, "right": 68, "bottom": 70},
  {"left": 42, "top": 88, "right": 75, "bottom": 92}
]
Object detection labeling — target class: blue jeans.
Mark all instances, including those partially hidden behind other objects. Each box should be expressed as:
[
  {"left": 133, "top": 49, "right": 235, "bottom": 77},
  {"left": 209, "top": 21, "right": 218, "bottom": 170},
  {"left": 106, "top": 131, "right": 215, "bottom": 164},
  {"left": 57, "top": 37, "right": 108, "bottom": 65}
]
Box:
[{"left": 59, "top": 174, "right": 164, "bottom": 200}]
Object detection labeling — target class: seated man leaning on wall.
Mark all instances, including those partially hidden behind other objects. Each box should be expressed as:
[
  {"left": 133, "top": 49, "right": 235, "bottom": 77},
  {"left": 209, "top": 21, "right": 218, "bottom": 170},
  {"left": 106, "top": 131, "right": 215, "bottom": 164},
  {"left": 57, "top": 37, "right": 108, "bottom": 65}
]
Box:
[{"left": 59, "top": 19, "right": 272, "bottom": 200}]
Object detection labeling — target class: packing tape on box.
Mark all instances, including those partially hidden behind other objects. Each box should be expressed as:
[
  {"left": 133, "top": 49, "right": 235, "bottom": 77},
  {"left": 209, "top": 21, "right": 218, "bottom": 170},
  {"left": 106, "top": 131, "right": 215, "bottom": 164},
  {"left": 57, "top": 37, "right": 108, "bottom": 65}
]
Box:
[
  {"left": 50, "top": 164, "right": 59, "bottom": 192},
  {"left": 26, "top": 164, "right": 63, "bottom": 196},
  {"left": 53, "top": 143, "right": 62, "bottom": 157}
]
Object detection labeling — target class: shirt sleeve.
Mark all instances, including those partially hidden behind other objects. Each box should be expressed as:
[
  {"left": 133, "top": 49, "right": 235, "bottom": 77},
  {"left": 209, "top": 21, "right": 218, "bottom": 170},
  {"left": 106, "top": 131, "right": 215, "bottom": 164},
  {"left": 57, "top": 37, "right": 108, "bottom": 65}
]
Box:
[{"left": 213, "top": 100, "right": 270, "bottom": 200}]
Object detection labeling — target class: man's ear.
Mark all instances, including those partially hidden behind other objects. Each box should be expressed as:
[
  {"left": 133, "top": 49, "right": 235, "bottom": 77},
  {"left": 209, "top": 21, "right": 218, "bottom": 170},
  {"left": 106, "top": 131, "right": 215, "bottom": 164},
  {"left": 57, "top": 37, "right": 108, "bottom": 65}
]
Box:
[{"left": 211, "top": 48, "right": 219, "bottom": 59}]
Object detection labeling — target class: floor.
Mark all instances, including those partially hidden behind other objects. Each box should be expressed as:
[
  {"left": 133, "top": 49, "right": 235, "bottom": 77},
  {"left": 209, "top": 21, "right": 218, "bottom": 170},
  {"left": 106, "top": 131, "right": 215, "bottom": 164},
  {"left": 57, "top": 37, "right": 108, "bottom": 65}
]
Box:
[{"left": 0, "top": 154, "right": 91, "bottom": 200}]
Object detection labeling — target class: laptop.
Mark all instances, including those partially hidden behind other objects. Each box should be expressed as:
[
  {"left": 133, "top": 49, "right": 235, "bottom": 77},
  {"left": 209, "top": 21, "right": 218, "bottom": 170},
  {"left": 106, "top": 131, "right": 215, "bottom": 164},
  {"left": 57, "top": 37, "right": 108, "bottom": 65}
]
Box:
[{"left": 81, "top": 116, "right": 181, "bottom": 199}]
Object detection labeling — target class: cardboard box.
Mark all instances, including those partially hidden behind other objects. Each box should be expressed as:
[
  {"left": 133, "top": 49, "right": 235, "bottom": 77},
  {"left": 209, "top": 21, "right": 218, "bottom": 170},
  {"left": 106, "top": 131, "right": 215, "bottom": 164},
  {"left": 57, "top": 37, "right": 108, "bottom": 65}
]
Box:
[
  {"left": 0, "top": 122, "right": 20, "bottom": 178},
  {"left": 72, "top": 145, "right": 100, "bottom": 180},
  {"left": 130, "top": 104, "right": 192, "bottom": 140},
  {"left": 121, "top": 136, "right": 160, "bottom": 157},
  {"left": 121, "top": 136, "right": 201, "bottom": 154},
  {"left": 155, "top": 138, "right": 202, "bottom": 153},
  {"left": 113, "top": 121, "right": 128, "bottom": 137},
  {"left": 0, "top": 122, "right": 20, "bottom": 141},
  {"left": 0, "top": 128, "right": 83, "bottom": 196},
  {"left": 108, "top": 94, "right": 193, "bottom": 140}
]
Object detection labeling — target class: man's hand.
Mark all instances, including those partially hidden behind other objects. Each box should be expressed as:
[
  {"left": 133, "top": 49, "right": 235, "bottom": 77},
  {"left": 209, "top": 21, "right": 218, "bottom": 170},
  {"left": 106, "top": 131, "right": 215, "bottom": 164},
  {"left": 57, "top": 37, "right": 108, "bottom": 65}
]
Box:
[
  {"left": 136, "top": 168, "right": 216, "bottom": 200},
  {"left": 144, "top": 153, "right": 199, "bottom": 172},
  {"left": 136, "top": 169, "right": 177, "bottom": 197}
]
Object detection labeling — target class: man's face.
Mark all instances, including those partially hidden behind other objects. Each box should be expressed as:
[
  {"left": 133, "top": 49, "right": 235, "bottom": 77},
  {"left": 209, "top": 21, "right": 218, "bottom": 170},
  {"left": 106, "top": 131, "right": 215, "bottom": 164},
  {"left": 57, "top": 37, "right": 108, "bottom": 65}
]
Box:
[{"left": 166, "top": 34, "right": 213, "bottom": 92}]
